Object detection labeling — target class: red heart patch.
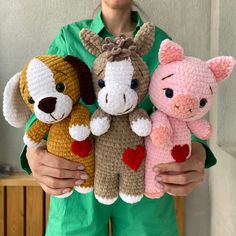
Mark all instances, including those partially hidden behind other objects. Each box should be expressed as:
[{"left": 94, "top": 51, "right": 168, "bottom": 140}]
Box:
[
  {"left": 171, "top": 144, "right": 190, "bottom": 162},
  {"left": 71, "top": 138, "right": 92, "bottom": 158},
  {"left": 122, "top": 145, "right": 145, "bottom": 171}
]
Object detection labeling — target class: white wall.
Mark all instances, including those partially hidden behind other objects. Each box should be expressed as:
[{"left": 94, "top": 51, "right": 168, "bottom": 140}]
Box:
[
  {"left": 209, "top": 0, "right": 236, "bottom": 235},
  {"left": 1, "top": 0, "right": 235, "bottom": 235}
]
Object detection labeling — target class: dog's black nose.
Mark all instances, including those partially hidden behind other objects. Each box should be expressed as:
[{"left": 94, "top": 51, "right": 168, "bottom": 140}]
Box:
[{"left": 38, "top": 97, "right": 57, "bottom": 113}]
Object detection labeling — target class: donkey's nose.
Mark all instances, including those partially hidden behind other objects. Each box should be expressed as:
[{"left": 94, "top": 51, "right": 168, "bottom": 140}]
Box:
[{"left": 38, "top": 97, "right": 57, "bottom": 113}]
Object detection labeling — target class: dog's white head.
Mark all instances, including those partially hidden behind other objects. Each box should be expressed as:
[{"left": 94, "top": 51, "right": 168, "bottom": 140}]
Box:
[{"left": 3, "top": 55, "right": 95, "bottom": 127}]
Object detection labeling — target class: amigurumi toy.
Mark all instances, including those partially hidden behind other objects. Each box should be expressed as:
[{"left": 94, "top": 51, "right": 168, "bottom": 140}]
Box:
[
  {"left": 3, "top": 55, "right": 96, "bottom": 198},
  {"left": 145, "top": 39, "right": 235, "bottom": 198},
  {"left": 80, "top": 22, "right": 155, "bottom": 204}
]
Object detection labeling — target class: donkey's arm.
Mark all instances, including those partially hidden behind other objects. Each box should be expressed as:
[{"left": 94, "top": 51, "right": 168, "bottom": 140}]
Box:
[
  {"left": 187, "top": 118, "right": 212, "bottom": 140},
  {"left": 23, "top": 120, "right": 51, "bottom": 148},
  {"left": 129, "top": 108, "right": 152, "bottom": 137},
  {"left": 149, "top": 110, "right": 173, "bottom": 147},
  {"left": 69, "top": 104, "right": 90, "bottom": 141},
  {"left": 90, "top": 108, "right": 111, "bottom": 136}
]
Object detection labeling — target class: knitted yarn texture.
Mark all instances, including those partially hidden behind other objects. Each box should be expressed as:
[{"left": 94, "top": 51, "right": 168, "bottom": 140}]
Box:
[
  {"left": 3, "top": 55, "right": 96, "bottom": 197},
  {"left": 80, "top": 22, "right": 155, "bottom": 205},
  {"left": 145, "top": 39, "right": 235, "bottom": 198}
]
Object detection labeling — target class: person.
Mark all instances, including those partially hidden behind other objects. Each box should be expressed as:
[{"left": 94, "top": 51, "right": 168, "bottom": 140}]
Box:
[{"left": 22, "top": 0, "right": 217, "bottom": 235}]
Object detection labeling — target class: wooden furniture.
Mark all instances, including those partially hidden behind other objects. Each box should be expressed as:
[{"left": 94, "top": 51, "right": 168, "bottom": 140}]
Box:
[{"left": 0, "top": 172, "right": 184, "bottom": 236}]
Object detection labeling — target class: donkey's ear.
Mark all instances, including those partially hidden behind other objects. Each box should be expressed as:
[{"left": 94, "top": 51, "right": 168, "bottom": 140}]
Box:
[
  {"left": 80, "top": 28, "right": 103, "bottom": 56},
  {"left": 64, "top": 56, "right": 96, "bottom": 105},
  {"left": 134, "top": 22, "right": 155, "bottom": 57},
  {"left": 3, "top": 72, "right": 31, "bottom": 128},
  {"left": 207, "top": 56, "right": 235, "bottom": 82}
]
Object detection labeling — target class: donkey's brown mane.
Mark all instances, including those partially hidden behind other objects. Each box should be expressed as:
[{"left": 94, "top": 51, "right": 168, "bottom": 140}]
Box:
[{"left": 102, "top": 35, "right": 136, "bottom": 62}]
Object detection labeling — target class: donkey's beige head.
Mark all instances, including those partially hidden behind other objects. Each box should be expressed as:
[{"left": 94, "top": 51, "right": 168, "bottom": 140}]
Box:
[{"left": 80, "top": 22, "right": 155, "bottom": 115}]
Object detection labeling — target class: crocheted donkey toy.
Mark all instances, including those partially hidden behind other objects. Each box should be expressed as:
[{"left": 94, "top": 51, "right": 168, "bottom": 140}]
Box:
[
  {"left": 145, "top": 39, "right": 235, "bottom": 198},
  {"left": 80, "top": 22, "right": 155, "bottom": 204},
  {"left": 3, "top": 55, "right": 96, "bottom": 198}
]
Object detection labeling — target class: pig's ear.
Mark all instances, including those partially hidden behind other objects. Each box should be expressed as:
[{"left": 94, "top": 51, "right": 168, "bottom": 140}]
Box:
[
  {"left": 207, "top": 56, "right": 235, "bottom": 82},
  {"left": 159, "top": 39, "right": 184, "bottom": 65}
]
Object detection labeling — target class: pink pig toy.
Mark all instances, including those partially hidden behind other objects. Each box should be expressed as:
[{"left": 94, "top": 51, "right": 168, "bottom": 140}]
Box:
[{"left": 145, "top": 39, "right": 235, "bottom": 198}]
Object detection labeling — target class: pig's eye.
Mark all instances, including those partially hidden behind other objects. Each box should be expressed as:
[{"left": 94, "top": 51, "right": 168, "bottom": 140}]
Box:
[
  {"left": 200, "top": 98, "right": 208, "bottom": 108},
  {"left": 164, "top": 88, "right": 174, "bottom": 98}
]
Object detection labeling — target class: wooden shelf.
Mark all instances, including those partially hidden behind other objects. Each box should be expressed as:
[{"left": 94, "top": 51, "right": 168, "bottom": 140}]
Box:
[{"left": 0, "top": 172, "right": 39, "bottom": 187}]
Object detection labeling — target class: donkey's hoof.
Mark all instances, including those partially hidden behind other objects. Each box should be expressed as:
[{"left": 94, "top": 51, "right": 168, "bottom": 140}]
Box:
[
  {"left": 90, "top": 117, "right": 110, "bottom": 136},
  {"left": 131, "top": 118, "right": 152, "bottom": 137},
  {"left": 95, "top": 194, "right": 118, "bottom": 205},
  {"left": 119, "top": 192, "right": 143, "bottom": 204}
]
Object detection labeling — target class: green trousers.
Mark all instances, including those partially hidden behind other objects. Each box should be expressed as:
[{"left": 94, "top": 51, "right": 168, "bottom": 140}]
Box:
[{"left": 46, "top": 192, "right": 178, "bottom": 236}]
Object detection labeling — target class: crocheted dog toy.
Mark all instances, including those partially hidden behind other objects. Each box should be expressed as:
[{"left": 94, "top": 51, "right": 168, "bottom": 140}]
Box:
[
  {"left": 3, "top": 55, "right": 96, "bottom": 197},
  {"left": 145, "top": 39, "right": 235, "bottom": 198},
  {"left": 80, "top": 22, "right": 155, "bottom": 204}
]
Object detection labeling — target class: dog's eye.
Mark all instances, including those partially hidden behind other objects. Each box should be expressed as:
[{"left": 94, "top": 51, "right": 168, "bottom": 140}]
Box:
[
  {"left": 164, "top": 88, "right": 174, "bottom": 98},
  {"left": 200, "top": 98, "right": 207, "bottom": 108},
  {"left": 56, "top": 83, "right": 65, "bottom": 93},
  {"left": 131, "top": 79, "right": 139, "bottom": 89},
  {"left": 98, "top": 80, "right": 105, "bottom": 88},
  {"left": 28, "top": 97, "right": 35, "bottom": 104}
]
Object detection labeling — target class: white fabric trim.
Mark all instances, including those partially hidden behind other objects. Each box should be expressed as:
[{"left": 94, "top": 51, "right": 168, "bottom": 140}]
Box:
[
  {"left": 90, "top": 117, "right": 110, "bottom": 136},
  {"left": 74, "top": 186, "right": 93, "bottom": 194},
  {"left": 69, "top": 125, "right": 90, "bottom": 141},
  {"left": 95, "top": 194, "right": 118, "bottom": 205},
  {"left": 119, "top": 192, "right": 143, "bottom": 204},
  {"left": 131, "top": 118, "right": 152, "bottom": 137}
]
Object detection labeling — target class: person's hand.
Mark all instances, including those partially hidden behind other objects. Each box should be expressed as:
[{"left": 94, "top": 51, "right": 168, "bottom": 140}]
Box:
[
  {"left": 153, "top": 142, "right": 206, "bottom": 196},
  {"left": 26, "top": 141, "right": 89, "bottom": 196}
]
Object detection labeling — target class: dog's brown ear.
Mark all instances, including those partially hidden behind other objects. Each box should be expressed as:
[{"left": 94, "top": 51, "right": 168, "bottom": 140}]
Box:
[{"left": 64, "top": 55, "right": 96, "bottom": 105}]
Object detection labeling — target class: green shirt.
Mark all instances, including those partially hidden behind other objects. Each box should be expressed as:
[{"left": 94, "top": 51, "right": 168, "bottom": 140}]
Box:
[{"left": 20, "top": 10, "right": 216, "bottom": 174}]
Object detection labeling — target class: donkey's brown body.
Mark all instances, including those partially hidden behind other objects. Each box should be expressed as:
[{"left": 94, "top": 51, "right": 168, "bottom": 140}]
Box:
[
  {"left": 94, "top": 112, "right": 145, "bottom": 199},
  {"left": 80, "top": 22, "right": 155, "bottom": 204}
]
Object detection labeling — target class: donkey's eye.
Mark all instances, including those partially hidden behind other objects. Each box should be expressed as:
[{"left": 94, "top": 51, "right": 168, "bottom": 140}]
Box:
[
  {"left": 200, "top": 98, "right": 207, "bottom": 108},
  {"left": 56, "top": 83, "right": 65, "bottom": 93},
  {"left": 98, "top": 80, "right": 105, "bottom": 88},
  {"left": 164, "top": 88, "right": 174, "bottom": 98},
  {"left": 28, "top": 97, "right": 35, "bottom": 104},
  {"left": 131, "top": 79, "right": 139, "bottom": 89}
]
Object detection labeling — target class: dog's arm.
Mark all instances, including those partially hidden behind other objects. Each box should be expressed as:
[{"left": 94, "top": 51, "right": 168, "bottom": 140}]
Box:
[
  {"left": 23, "top": 120, "right": 51, "bottom": 148},
  {"left": 187, "top": 118, "right": 212, "bottom": 140},
  {"left": 69, "top": 104, "right": 91, "bottom": 141},
  {"left": 129, "top": 108, "right": 152, "bottom": 137},
  {"left": 90, "top": 108, "right": 111, "bottom": 136}
]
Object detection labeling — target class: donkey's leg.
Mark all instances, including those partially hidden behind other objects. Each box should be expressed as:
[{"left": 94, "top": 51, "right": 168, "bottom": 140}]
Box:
[
  {"left": 94, "top": 172, "right": 119, "bottom": 205},
  {"left": 119, "top": 164, "right": 144, "bottom": 204}
]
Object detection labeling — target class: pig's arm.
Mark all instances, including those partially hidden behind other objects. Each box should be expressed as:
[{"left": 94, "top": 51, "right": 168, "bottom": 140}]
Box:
[{"left": 187, "top": 119, "right": 212, "bottom": 140}]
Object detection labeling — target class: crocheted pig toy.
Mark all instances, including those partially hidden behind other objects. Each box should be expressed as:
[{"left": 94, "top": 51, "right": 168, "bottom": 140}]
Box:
[
  {"left": 80, "top": 22, "right": 155, "bottom": 204},
  {"left": 145, "top": 39, "right": 235, "bottom": 198},
  {"left": 3, "top": 55, "right": 96, "bottom": 198}
]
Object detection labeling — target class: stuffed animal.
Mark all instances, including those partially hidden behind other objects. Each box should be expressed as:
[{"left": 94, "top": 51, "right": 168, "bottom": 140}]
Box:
[
  {"left": 80, "top": 22, "right": 155, "bottom": 204},
  {"left": 3, "top": 55, "right": 96, "bottom": 198},
  {"left": 145, "top": 39, "right": 235, "bottom": 198}
]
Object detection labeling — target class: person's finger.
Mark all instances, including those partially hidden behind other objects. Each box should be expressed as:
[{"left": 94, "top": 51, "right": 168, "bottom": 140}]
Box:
[
  {"left": 39, "top": 182, "right": 72, "bottom": 196},
  {"left": 38, "top": 165, "right": 89, "bottom": 180},
  {"left": 36, "top": 149, "right": 85, "bottom": 171},
  {"left": 156, "top": 170, "right": 204, "bottom": 185},
  {"left": 154, "top": 155, "right": 204, "bottom": 173},
  {"left": 163, "top": 181, "right": 200, "bottom": 196}
]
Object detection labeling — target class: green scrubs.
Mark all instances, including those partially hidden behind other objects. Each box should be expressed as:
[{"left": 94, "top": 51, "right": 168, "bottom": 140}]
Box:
[{"left": 20, "top": 11, "right": 217, "bottom": 236}]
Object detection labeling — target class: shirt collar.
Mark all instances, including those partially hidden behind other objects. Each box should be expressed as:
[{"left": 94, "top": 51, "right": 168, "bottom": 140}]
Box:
[{"left": 90, "top": 10, "right": 143, "bottom": 36}]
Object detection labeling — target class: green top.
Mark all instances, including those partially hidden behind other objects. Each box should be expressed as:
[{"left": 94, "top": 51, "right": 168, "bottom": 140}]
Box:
[{"left": 20, "top": 10, "right": 216, "bottom": 174}]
